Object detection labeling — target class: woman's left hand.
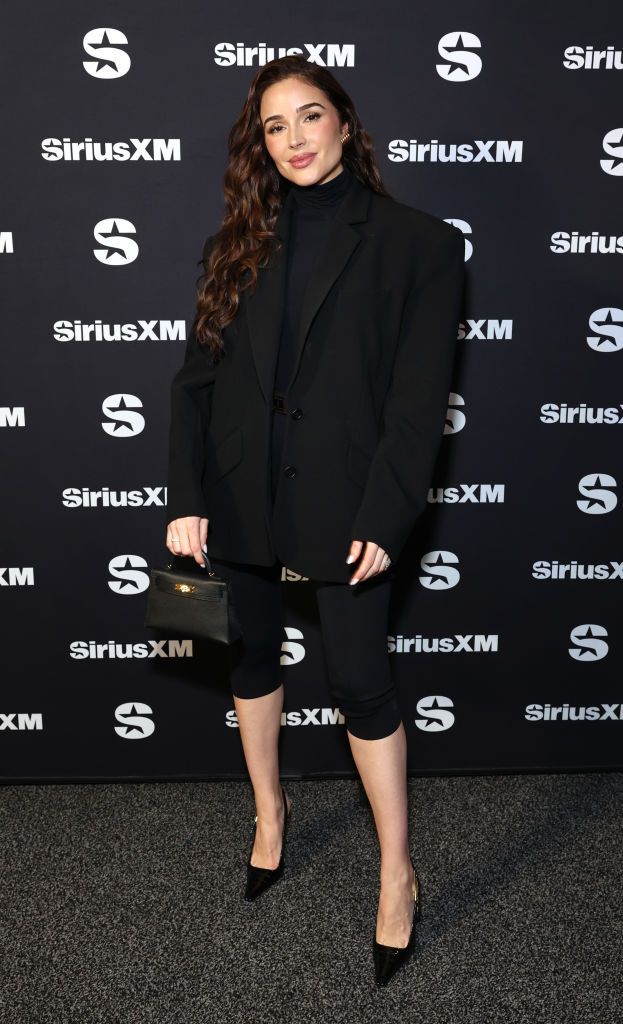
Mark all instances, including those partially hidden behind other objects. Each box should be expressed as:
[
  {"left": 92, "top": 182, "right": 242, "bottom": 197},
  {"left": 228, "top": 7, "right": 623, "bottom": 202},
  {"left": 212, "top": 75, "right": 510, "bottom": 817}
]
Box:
[{"left": 345, "top": 540, "right": 392, "bottom": 584}]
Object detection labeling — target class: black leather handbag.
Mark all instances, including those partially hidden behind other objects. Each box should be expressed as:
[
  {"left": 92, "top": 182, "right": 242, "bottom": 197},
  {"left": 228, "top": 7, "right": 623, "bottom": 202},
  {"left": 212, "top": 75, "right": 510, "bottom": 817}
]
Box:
[{"left": 144, "top": 549, "right": 243, "bottom": 644}]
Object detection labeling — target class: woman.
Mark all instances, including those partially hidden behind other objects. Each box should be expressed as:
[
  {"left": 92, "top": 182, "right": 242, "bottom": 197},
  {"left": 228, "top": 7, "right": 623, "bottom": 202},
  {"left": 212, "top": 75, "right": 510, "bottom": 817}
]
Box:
[{"left": 165, "top": 55, "right": 464, "bottom": 987}]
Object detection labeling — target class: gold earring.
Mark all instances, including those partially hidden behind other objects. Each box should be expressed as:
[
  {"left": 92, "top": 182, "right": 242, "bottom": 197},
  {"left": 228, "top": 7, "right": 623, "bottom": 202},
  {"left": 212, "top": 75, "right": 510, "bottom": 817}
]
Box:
[{"left": 340, "top": 129, "right": 350, "bottom": 144}]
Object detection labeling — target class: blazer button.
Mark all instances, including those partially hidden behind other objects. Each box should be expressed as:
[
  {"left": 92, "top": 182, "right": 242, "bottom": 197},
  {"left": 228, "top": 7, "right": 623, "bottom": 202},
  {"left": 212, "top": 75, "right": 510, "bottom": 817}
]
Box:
[
  {"left": 284, "top": 465, "right": 297, "bottom": 478},
  {"left": 291, "top": 407, "right": 303, "bottom": 420}
]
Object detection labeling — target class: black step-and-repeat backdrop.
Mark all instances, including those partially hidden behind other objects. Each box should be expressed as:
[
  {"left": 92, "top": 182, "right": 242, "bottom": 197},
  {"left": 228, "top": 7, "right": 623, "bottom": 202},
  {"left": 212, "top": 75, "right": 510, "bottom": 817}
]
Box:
[{"left": 2, "top": 2, "right": 622, "bottom": 781}]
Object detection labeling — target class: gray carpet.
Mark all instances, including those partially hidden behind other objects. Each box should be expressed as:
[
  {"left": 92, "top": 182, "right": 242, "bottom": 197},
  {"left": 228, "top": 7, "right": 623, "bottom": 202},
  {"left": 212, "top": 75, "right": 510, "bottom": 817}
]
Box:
[{"left": 1, "top": 772, "right": 621, "bottom": 1023}]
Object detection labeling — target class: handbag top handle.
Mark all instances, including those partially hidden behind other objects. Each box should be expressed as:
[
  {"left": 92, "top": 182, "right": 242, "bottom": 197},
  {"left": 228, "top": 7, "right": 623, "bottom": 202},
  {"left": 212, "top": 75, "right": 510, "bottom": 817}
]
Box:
[{"left": 167, "top": 548, "right": 215, "bottom": 575}]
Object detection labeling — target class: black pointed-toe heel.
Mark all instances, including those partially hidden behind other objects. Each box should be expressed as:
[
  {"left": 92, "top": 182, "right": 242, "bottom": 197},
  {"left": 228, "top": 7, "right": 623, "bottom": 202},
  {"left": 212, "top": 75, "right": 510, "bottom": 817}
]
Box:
[
  {"left": 372, "top": 857, "right": 421, "bottom": 987},
  {"left": 244, "top": 784, "right": 291, "bottom": 903}
]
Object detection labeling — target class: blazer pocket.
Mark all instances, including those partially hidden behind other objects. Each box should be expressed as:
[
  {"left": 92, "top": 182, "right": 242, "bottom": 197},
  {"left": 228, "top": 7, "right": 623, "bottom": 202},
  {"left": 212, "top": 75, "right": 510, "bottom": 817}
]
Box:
[
  {"left": 346, "top": 438, "right": 373, "bottom": 487},
  {"left": 204, "top": 426, "right": 243, "bottom": 485}
]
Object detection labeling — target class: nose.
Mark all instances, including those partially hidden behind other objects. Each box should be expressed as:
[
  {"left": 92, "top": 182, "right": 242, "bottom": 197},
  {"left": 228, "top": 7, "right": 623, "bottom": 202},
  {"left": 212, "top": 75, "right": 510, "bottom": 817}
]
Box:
[{"left": 288, "top": 127, "right": 306, "bottom": 148}]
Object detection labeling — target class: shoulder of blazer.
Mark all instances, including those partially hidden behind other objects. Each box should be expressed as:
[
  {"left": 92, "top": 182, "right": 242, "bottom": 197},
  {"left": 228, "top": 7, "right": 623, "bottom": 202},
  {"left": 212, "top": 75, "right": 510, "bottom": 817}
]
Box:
[
  {"left": 367, "top": 190, "right": 462, "bottom": 248},
  {"left": 199, "top": 193, "right": 462, "bottom": 262}
]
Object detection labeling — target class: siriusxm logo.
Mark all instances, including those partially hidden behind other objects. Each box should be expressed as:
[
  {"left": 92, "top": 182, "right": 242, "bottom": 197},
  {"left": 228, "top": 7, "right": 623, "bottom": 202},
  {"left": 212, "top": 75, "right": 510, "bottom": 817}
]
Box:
[
  {"left": 114, "top": 702, "right": 155, "bottom": 739},
  {"left": 102, "top": 395, "right": 145, "bottom": 437},
  {"left": 550, "top": 231, "right": 623, "bottom": 254},
  {"left": 388, "top": 634, "right": 498, "bottom": 654},
  {"left": 226, "top": 707, "right": 346, "bottom": 728},
  {"left": 587, "top": 308, "right": 623, "bottom": 352},
  {"left": 525, "top": 703, "right": 623, "bottom": 722},
  {"left": 0, "top": 713, "right": 43, "bottom": 731},
  {"left": 532, "top": 561, "right": 623, "bottom": 581},
  {"left": 108, "top": 556, "right": 150, "bottom": 595},
  {"left": 568, "top": 625, "right": 608, "bottom": 662},
  {"left": 444, "top": 393, "right": 466, "bottom": 434},
  {"left": 414, "top": 696, "right": 455, "bottom": 732},
  {"left": 70, "top": 640, "right": 193, "bottom": 659},
  {"left": 0, "top": 407, "right": 25, "bottom": 427},
  {"left": 389, "top": 139, "right": 522, "bottom": 163},
  {"left": 458, "top": 319, "right": 513, "bottom": 341},
  {"left": 82, "top": 27, "right": 131, "bottom": 79},
  {"left": 428, "top": 484, "right": 505, "bottom": 504},
  {"left": 93, "top": 220, "right": 139, "bottom": 265},
  {"left": 563, "top": 45, "right": 623, "bottom": 71},
  {"left": 419, "top": 552, "right": 460, "bottom": 590},
  {"left": 540, "top": 403, "right": 623, "bottom": 424},
  {"left": 214, "top": 42, "right": 355, "bottom": 67},
  {"left": 280, "top": 626, "right": 306, "bottom": 666},
  {"left": 54, "top": 320, "right": 186, "bottom": 343},
  {"left": 436, "top": 31, "right": 482, "bottom": 82},
  {"left": 41, "top": 138, "right": 181, "bottom": 161},
  {"left": 0, "top": 567, "right": 34, "bottom": 586},
  {"left": 576, "top": 474, "right": 617, "bottom": 515},
  {"left": 601, "top": 128, "right": 623, "bottom": 176},
  {"left": 62, "top": 487, "right": 166, "bottom": 508}
]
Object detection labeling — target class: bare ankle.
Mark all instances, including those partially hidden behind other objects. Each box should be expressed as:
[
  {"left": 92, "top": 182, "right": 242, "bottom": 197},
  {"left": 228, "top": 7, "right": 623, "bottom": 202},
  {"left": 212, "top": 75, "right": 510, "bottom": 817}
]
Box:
[
  {"left": 254, "top": 784, "right": 285, "bottom": 820},
  {"left": 380, "top": 852, "right": 413, "bottom": 884}
]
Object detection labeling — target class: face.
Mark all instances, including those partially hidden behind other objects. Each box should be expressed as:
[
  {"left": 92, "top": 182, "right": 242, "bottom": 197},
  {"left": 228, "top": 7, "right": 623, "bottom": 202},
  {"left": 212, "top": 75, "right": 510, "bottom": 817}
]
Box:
[{"left": 260, "top": 76, "right": 348, "bottom": 187}]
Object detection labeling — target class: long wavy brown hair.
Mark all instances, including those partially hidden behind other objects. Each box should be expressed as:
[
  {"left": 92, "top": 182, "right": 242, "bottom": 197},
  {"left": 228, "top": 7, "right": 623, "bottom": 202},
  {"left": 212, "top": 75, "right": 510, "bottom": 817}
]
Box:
[{"left": 193, "top": 54, "right": 392, "bottom": 361}]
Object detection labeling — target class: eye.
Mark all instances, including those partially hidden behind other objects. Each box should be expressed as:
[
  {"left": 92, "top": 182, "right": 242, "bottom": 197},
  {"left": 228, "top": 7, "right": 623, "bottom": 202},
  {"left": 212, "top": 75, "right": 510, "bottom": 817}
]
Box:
[{"left": 267, "top": 111, "right": 322, "bottom": 134}]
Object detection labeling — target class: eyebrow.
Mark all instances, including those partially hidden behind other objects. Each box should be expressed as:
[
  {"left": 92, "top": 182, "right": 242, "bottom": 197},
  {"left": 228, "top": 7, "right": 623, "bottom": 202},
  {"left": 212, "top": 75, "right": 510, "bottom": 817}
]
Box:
[{"left": 262, "top": 102, "right": 326, "bottom": 127}]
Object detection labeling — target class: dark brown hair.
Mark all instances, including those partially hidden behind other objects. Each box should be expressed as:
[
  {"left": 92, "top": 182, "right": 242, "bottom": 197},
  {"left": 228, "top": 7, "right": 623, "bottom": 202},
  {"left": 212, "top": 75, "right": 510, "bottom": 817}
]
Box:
[{"left": 193, "top": 54, "right": 391, "bottom": 360}]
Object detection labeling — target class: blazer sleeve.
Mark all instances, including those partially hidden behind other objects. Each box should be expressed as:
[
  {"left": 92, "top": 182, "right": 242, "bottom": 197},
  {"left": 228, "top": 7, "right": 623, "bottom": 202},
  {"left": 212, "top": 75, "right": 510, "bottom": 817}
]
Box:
[
  {"left": 165, "top": 235, "right": 217, "bottom": 523},
  {"left": 350, "top": 224, "right": 465, "bottom": 562}
]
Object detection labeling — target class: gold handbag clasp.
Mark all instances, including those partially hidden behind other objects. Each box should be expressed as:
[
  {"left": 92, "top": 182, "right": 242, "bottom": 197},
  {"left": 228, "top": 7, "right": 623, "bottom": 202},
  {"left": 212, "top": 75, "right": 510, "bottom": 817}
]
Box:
[{"left": 174, "top": 583, "right": 197, "bottom": 594}]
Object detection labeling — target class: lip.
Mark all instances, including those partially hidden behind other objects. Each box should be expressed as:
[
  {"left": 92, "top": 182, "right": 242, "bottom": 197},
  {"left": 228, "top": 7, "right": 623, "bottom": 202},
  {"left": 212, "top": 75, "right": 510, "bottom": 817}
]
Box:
[{"left": 289, "top": 153, "right": 316, "bottom": 168}]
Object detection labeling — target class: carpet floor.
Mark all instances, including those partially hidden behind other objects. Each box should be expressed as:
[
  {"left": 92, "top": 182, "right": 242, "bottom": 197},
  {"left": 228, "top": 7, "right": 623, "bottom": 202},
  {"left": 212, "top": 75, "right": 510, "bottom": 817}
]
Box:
[{"left": 1, "top": 771, "right": 621, "bottom": 1023}]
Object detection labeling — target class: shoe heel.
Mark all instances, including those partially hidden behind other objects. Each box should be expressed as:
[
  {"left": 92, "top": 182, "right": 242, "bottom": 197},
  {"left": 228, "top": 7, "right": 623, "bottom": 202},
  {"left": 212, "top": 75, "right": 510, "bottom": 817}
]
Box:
[{"left": 410, "top": 857, "right": 422, "bottom": 921}]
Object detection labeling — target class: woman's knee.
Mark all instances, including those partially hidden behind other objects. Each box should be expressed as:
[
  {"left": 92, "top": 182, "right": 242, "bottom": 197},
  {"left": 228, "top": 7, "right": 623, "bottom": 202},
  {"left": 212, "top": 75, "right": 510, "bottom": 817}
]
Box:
[{"left": 342, "top": 692, "right": 403, "bottom": 741}]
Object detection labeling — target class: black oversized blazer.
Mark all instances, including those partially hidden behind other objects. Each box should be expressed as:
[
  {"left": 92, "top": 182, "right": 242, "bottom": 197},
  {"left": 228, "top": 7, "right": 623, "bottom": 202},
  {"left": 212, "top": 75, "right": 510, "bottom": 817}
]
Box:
[{"left": 165, "top": 173, "right": 465, "bottom": 583}]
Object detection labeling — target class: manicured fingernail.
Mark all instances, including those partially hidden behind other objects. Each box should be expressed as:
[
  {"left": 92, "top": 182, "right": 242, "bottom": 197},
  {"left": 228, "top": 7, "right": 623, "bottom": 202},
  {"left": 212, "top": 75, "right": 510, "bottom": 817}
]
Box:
[
  {"left": 202, "top": 544, "right": 207, "bottom": 552},
  {"left": 346, "top": 555, "right": 354, "bottom": 564},
  {"left": 349, "top": 578, "right": 358, "bottom": 585}
]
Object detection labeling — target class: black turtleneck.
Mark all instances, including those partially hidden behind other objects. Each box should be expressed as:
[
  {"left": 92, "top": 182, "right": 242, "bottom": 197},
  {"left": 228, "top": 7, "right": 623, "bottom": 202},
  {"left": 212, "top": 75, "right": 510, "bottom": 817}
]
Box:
[
  {"left": 277, "top": 164, "right": 353, "bottom": 391},
  {"left": 287, "top": 162, "right": 353, "bottom": 210},
  {"left": 271, "top": 165, "right": 355, "bottom": 504}
]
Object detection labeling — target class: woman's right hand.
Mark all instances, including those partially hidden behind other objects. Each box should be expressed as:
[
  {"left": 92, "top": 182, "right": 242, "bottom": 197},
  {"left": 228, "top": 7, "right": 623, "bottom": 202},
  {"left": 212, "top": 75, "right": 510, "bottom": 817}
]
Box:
[{"left": 166, "top": 516, "right": 209, "bottom": 566}]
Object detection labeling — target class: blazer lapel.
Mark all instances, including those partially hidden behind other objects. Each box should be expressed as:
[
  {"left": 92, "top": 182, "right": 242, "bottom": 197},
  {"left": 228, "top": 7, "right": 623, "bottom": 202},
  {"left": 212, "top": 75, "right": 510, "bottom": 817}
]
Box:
[{"left": 244, "top": 173, "right": 372, "bottom": 404}]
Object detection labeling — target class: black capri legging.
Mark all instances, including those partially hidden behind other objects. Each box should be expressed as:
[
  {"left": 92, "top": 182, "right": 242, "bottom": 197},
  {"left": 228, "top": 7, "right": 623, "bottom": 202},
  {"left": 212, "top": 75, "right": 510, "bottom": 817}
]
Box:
[{"left": 209, "top": 556, "right": 403, "bottom": 741}]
